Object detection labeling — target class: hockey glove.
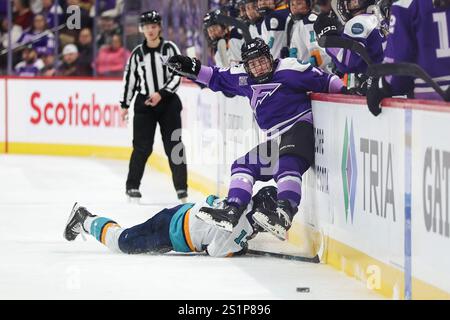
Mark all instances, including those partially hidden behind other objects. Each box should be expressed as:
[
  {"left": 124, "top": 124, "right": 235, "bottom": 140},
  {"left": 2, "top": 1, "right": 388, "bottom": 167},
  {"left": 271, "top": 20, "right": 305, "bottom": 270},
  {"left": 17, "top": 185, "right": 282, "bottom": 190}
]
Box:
[
  {"left": 313, "top": 13, "right": 341, "bottom": 39},
  {"left": 167, "top": 55, "right": 201, "bottom": 79},
  {"left": 366, "top": 77, "right": 393, "bottom": 117}
]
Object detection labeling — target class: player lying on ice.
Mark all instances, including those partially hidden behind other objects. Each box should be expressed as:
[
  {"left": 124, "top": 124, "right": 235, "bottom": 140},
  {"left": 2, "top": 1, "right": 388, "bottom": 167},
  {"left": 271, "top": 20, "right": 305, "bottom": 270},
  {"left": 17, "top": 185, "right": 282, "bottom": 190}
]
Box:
[
  {"left": 167, "top": 37, "right": 344, "bottom": 241},
  {"left": 63, "top": 187, "right": 277, "bottom": 257}
]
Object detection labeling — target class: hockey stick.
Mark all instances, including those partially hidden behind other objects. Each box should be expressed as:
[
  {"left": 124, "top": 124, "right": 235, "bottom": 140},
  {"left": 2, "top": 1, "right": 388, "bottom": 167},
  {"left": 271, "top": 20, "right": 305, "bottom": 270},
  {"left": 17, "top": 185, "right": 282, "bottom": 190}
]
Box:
[
  {"left": 247, "top": 249, "right": 320, "bottom": 263},
  {"left": 318, "top": 35, "right": 373, "bottom": 65},
  {"left": 319, "top": 35, "right": 450, "bottom": 101},
  {"left": 0, "top": 23, "right": 66, "bottom": 56},
  {"left": 367, "top": 63, "right": 450, "bottom": 101},
  {"left": 215, "top": 14, "right": 253, "bottom": 43}
]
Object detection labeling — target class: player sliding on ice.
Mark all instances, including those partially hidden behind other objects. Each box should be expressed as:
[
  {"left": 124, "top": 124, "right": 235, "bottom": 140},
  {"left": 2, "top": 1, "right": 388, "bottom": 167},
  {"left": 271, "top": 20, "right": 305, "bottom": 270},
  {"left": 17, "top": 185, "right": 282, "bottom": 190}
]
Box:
[
  {"left": 63, "top": 187, "right": 277, "bottom": 257},
  {"left": 167, "top": 37, "right": 344, "bottom": 241}
]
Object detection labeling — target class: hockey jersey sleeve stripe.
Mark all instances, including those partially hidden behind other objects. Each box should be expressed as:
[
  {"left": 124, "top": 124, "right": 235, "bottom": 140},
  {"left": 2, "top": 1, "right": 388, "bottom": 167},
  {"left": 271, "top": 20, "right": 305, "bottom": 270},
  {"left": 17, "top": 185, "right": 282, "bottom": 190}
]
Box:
[
  {"left": 183, "top": 209, "right": 196, "bottom": 252},
  {"left": 90, "top": 217, "right": 117, "bottom": 242},
  {"left": 120, "top": 49, "right": 139, "bottom": 108},
  {"left": 197, "top": 66, "right": 214, "bottom": 85},
  {"left": 161, "top": 41, "right": 182, "bottom": 93},
  {"left": 101, "top": 222, "right": 120, "bottom": 245},
  {"left": 169, "top": 203, "right": 195, "bottom": 253}
]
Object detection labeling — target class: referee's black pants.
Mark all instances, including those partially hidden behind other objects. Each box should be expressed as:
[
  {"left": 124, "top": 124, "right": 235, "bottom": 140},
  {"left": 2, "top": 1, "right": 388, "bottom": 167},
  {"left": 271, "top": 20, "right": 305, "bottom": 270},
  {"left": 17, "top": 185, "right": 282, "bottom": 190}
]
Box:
[{"left": 126, "top": 93, "right": 188, "bottom": 199}]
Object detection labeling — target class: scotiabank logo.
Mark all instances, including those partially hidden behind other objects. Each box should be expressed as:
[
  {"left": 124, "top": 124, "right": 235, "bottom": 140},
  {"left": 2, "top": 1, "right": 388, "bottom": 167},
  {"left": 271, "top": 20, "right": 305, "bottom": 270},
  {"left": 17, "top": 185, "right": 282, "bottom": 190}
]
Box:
[{"left": 30, "top": 91, "right": 125, "bottom": 128}]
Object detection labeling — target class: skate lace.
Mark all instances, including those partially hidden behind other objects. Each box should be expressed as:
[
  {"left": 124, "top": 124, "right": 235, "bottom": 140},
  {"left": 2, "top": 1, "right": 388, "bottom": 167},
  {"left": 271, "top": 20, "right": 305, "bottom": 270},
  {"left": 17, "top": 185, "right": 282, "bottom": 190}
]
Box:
[
  {"left": 276, "top": 208, "right": 292, "bottom": 227},
  {"left": 71, "top": 222, "right": 88, "bottom": 241}
]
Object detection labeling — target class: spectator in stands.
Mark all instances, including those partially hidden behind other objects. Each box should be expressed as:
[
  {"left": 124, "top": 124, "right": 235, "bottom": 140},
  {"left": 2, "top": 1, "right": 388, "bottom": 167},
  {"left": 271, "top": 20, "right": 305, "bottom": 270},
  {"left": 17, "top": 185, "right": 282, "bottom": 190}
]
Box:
[
  {"left": 77, "top": 28, "right": 94, "bottom": 76},
  {"left": 40, "top": 48, "right": 56, "bottom": 76},
  {"left": 59, "top": 0, "right": 93, "bottom": 47},
  {"left": 79, "top": 0, "right": 95, "bottom": 12},
  {"left": 65, "top": 0, "right": 92, "bottom": 29},
  {"left": 14, "top": 45, "right": 44, "bottom": 76},
  {"left": 17, "top": 13, "right": 55, "bottom": 57},
  {"left": 40, "top": 0, "right": 64, "bottom": 29},
  {"left": 13, "top": 0, "right": 33, "bottom": 30},
  {"left": 30, "top": 0, "right": 43, "bottom": 14},
  {"left": 95, "top": 33, "right": 130, "bottom": 77},
  {"left": 1, "top": 16, "right": 23, "bottom": 51},
  {"left": 96, "top": 11, "right": 121, "bottom": 48},
  {"left": 57, "top": 43, "right": 91, "bottom": 76}
]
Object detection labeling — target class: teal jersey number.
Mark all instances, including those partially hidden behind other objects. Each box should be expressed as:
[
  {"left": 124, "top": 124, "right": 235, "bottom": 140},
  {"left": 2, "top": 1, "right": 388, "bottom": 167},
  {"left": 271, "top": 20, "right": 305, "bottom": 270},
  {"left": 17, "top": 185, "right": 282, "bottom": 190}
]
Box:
[{"left": 234, "top": 230, "right": 247, "bottom": 247}]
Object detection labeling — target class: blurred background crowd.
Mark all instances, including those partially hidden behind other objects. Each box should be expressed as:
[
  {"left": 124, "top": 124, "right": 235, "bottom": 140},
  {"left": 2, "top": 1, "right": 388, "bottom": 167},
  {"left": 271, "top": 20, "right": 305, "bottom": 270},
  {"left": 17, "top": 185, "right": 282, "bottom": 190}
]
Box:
[{"left": 0, "top": 0, "right": 331, "bottom": 77}]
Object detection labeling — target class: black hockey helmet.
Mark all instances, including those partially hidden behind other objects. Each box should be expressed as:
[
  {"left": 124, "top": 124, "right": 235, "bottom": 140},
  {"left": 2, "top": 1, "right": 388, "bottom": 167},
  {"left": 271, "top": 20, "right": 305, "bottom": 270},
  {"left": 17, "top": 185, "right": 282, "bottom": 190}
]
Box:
[
  {"left": 258, "top": 0, "right": 286, "bottom": 15},
  {"left": 224, "top": 0, "right": 245, "bottom": 19},
  {"left": 203, "top": 10, "right": 227, "bottom": 48},
  {"left": 335, "top": 0, "right": 375, "bottom": 22},
  {"left": 203, "top": 10, "right": 226, "bottom": 29},
  {"left": 241, "top": 37, "right": 275, "bottom": 83},
  {"left": 288, "top": 0, "right": 312, "bottom": 20},
  {"left": 244, "top": 0, "right": 263, "bottom": 24},
  {"left": 252, "top": 186, "right": 278, "bottom": 212},
  {"left": 139, "top": 10, "right": 161, "bottom": 26}
]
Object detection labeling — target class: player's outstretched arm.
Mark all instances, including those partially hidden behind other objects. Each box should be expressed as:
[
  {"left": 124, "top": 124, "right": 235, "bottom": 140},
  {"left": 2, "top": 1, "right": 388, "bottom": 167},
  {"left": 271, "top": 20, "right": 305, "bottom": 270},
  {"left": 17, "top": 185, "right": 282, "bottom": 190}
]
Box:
[
  {"left": 169, "top": 55, "right": 246, "bottom": 98},
  {"left": 167, "top": 55, "right": 202, "bottom": 79}
]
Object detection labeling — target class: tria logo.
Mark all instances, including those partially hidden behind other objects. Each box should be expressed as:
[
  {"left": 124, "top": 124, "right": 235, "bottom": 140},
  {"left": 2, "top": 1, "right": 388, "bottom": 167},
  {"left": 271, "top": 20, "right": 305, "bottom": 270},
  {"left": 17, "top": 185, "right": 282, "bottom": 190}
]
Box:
[
  {"left": 342, "top": 118, "right": 358, "bottom": 224},
  {"left": 250, "top": 83, "right": 281, "bottom": 110}
]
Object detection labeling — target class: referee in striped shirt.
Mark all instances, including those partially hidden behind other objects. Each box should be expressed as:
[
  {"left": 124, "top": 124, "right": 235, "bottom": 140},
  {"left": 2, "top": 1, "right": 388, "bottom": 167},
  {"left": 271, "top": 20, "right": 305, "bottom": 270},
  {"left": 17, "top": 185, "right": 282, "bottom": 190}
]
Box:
[{"left": 120, "top": 10, "right": 188, "bottom": 203}]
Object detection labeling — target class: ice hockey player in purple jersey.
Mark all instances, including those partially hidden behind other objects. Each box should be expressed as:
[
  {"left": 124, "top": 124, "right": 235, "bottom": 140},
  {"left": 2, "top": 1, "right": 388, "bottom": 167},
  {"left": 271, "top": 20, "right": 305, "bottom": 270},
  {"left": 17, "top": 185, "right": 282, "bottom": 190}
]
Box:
[
  {"left": 367, "top": 0, "right": 450, "bottom": 115},
  {"left": 313, "top": 0, "right": 387, "bottom": 74},
  {"left": 168, "top": 38, "right": 343, "bottom": 240},
  {"left": 63, "top": 187, "right": 278, "bottom": 257}
]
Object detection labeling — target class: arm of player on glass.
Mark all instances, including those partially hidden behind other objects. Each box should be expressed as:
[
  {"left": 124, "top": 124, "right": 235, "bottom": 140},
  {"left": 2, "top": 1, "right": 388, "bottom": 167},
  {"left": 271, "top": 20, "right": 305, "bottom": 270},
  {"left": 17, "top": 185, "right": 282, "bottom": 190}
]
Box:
[{"left": 166, "top": 55, "right": 202, "bottom": 79}]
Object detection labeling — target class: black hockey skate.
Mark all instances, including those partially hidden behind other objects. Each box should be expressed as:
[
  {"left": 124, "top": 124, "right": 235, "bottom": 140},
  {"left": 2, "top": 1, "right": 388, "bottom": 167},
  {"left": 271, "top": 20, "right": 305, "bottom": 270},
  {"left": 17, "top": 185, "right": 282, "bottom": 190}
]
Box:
[
  {"left": 126, "top": 189, "right": 142, "bottom": 203},
  {"left": 252, "top": 200, "right": 298, "bottom": 241},
  {"left": 63, "top": 203, "right": 96, "bottom": 241},
  {"left": 196, "top": 203, "right": 245, "bottom": 232},
  {"left": 177, "top": 190, "right": 188, "bottom": 204}
]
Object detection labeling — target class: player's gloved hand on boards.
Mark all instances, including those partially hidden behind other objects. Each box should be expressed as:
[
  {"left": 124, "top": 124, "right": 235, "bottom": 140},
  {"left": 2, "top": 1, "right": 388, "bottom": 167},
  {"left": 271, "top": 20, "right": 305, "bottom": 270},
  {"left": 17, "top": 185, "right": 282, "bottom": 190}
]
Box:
[
  {"left": 167, "top": 55, "right": 201, "bottom": 79},
  {"left": 346, "top": 73, "right": 371, "bottom": 96},
  {"left": 366, "top": 77, "right": 393, "bottom": 117},
  {"left": 313, "top": 13, "right": 341, "bottom": 39}
]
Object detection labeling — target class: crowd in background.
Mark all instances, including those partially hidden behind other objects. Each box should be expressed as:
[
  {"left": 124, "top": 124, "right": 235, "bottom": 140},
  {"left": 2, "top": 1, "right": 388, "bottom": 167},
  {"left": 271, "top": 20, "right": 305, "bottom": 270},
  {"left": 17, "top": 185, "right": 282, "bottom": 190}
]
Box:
[
  {"left": 0, "top": 0, "right": 130, "bottom": 76},
  {"left": 0, "top": 0, "right": 332, "bottom": 77}
]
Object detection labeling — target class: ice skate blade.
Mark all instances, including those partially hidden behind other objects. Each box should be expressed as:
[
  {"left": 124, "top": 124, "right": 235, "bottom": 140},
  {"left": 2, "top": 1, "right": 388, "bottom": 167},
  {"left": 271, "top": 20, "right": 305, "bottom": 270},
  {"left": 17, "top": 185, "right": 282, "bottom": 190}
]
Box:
[
  {"left": 63, "top": 202, "right": 81, "bottom": 241},
  {"left": 127, "top": 196, "right": 141, "bottom": 204},
  {"left": 196, "top": 210, "right": 233, "bottom": 232},
  {"left": 252, "top": 211, "right": 287, "bottom": 241}
]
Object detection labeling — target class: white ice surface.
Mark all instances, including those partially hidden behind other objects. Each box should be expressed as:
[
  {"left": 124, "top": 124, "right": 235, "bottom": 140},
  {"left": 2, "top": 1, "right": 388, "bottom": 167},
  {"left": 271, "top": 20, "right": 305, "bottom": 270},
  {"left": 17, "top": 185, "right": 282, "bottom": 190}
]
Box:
[{"left": 0, "top": 155, "right": 383, "bottom": 299}]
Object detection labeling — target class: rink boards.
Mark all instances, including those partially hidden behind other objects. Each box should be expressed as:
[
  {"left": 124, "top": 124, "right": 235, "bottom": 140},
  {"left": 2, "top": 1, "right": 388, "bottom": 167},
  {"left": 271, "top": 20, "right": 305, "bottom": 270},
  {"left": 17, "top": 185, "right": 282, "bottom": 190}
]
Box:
[{"left": 1, "top": 76, "right": 450, "bottom": 299}]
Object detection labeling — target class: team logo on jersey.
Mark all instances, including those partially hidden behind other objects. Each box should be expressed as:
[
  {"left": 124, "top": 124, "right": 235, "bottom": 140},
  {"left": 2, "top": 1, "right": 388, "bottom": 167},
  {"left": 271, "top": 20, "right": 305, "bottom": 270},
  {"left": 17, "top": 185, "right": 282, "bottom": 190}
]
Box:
[
  {"left": 270, "top": 18, "right": 279, "bottom": 29},
  {"left": 351, "top": 23, "right": 364, "bottom": 35},
  {"left": 250, "top": 83, "right": 282, "bottom": 109}
]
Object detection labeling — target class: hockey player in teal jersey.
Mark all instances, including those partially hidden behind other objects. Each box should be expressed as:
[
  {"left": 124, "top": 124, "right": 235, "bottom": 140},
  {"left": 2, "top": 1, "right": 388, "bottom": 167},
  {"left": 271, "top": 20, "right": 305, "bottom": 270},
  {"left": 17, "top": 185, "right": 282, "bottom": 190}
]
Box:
[{"left": 63, "top": 187, "right": 277, "bottom": 257}]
